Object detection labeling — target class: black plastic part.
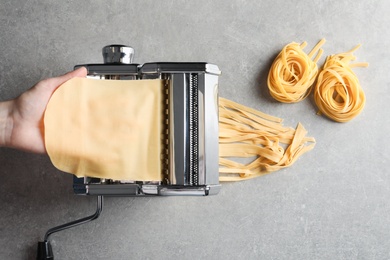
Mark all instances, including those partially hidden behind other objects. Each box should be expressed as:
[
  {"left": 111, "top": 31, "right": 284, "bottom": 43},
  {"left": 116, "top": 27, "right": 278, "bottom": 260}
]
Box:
[
  {"left": 37, "top": 241, "right": 53, "bottom": 260},
  {"left": 74, "top": 64, "right": 139, "bottom": 76},
  {"left": 140, "top": 62, "right": 209, "bottom": 74}
]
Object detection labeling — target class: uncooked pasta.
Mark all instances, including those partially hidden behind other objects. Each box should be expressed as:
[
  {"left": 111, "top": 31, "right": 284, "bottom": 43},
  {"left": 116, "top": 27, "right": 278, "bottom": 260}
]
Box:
[
  {"left": 219, "top": 98, "right": 316, "bottom": 181},
  {"left": 267, "top": 39, "right": 326, "bottom": 103},
  {"left": 314, "top": 45, "right": 368, "bottom": 122}
]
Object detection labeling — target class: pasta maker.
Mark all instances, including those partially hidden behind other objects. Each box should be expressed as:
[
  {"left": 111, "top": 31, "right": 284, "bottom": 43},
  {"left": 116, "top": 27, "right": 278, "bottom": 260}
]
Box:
[{"left": 37, "top": 45, "right": 221, "bottom": 259}]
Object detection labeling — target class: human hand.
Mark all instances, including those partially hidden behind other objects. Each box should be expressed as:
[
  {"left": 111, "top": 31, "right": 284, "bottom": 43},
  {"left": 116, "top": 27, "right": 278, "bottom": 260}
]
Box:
[{"left": 0, "top": 67, "right": 87, "bottom": 153}]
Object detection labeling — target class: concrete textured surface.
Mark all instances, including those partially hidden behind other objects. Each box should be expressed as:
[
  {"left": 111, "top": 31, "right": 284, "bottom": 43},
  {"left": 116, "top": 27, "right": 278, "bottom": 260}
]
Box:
[{"left": 1, "top": 0, "right": 389, "bottom": 259}]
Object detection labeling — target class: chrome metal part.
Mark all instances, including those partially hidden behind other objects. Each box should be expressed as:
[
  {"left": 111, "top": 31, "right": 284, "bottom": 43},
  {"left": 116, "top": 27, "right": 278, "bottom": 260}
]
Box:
[
  {"left": 102, "top": 45, "right": 134, "bottom": 64},
  {"left": 72, "top": 46, "right": 221, "bottom": 196}
]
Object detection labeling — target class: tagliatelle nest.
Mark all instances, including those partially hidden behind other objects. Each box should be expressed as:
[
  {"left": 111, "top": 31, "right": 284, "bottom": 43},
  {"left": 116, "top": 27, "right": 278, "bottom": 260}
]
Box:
[
  {"left": 314, "top": 45, "right": 368, "bottom": 122},
  {"left": 267, "top": 39, "right": 326, "bottom": 103}
]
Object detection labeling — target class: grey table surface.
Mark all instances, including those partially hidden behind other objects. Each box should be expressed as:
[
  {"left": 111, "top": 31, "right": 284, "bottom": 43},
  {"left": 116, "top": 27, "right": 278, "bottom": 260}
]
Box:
[{"left": 1, "top": 0, "right": 389, "bottom": 259}]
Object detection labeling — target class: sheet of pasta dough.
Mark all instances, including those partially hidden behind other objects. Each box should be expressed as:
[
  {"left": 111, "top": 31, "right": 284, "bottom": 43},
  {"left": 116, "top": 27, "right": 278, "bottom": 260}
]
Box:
[{"left": 44, "top": 77, "right": 163, "bottom": 181}]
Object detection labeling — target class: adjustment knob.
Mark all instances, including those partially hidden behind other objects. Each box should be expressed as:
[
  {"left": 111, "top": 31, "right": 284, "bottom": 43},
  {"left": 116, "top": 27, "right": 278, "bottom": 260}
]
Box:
[{"left": 102, "top": 45, "right": 134, "bottom": 64}]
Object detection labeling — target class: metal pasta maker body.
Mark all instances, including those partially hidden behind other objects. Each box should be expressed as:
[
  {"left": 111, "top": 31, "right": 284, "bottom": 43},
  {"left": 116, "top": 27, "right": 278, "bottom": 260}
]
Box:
[
  {"left": 37, "top": 45, "right": 221, "bottom": 259},
  {"left": 73, "top": 45, "right": 221, "bottom": 196}
]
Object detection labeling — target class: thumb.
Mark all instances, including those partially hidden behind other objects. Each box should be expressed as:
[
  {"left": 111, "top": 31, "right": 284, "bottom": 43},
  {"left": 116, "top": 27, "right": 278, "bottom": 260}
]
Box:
[
  {"left": 30, "top": 67, "right": 88, "bottom": 103},
  {"left": 47, "top": 67, "right": 88, "bottom": 91}
]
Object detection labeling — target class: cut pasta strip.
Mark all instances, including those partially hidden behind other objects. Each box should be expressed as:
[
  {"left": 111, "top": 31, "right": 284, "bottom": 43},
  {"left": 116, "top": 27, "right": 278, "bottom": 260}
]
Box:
[
  {"left": 219, "top": 98, "right": 316, "bottom": 181},
  {"left": 267, "top": 39, "right": 326, "bottom": 103},
  {"left": 314, "top": 45, "right": 368, "bottom": 122}
]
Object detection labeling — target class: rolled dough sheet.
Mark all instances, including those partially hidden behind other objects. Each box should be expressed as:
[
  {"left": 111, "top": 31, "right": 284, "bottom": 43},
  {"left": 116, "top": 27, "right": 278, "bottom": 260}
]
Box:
[{"left": 44, "top": 77, "right": 163, "bottom": 181}]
